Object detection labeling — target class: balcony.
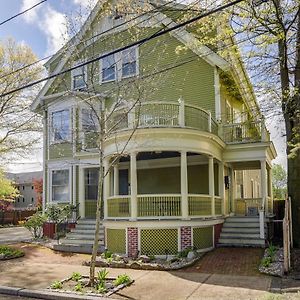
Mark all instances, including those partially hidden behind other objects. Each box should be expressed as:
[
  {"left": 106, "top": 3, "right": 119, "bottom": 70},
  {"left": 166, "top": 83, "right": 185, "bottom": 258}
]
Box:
[{"left": 106, "top": 100, "right": 269, "bottom": 144}]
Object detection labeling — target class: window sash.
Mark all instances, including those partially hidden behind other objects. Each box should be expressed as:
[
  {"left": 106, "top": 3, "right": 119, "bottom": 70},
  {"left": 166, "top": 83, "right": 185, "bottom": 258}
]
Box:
[
  {"left": 72, "top": 65, "right": 86, "bottom": 89},
  {"left": 84, "top": 168, "right": 99, "bottom": 200},
  {"left": 52, "top": 110, "right": 70, "bottom": 142},
  {"left": 52, "top": 170, "right": 69, "bottom": 202},
  {"left": 102, "top": 54, "right": 116, "bottom": 82},
  {"left": 122, "top": 48, "right": 136, "bottom": 77},
  {"left": 82, "top": 109, "right": 98, "bottom": 132}
]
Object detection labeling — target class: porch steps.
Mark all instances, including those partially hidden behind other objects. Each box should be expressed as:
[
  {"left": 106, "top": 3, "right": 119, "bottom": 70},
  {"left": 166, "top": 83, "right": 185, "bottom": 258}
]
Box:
[
  {"left": 218, "top": 216, "right": 265, "bottom": 247},
  {"left": 53, "top": 219, "right": 105, "bottom": 254}
]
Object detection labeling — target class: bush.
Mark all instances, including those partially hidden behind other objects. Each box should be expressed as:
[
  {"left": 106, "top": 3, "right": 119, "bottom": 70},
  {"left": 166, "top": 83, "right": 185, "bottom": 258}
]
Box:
[
  {"left": 0, "top": 245, "right": 24, "bottom": 259},
  {"left": 261, "top": 257, "right": 272, "bottom": 268},
  {"left": 51, "top": 281, "right": 62, "bottom": 289},
  {"left": 24, "top": 212, "right": 47, "bottom": 238},
  {"left": 113, "top": 274, "right": 131, "bottom": 286},
  {"left": 71, "top": 272, "right": 82, "bottom": 281}
]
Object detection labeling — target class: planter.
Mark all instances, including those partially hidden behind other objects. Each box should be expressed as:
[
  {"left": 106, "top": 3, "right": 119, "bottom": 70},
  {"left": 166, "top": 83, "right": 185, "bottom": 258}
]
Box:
[{"left": 43, "top": 222, "right": 56, "bottom": 239}]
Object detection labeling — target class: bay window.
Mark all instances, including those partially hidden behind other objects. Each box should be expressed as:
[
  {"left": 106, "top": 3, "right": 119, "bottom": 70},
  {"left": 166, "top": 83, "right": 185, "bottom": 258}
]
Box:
[{"left": 51, "top": 109, "right": 70, "bottom": 143}]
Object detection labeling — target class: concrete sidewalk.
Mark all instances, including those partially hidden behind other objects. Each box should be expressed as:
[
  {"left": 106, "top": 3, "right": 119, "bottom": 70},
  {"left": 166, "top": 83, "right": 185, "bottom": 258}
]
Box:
[
  {"left": 0, "top": 227, "right": 32, "bottom": 244},
  {"left": 0, "top": 243, "right": 278, "bottom": 300}
]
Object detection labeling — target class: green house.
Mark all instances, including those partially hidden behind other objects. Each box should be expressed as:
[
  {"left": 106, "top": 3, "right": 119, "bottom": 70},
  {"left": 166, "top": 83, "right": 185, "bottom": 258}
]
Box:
[{"left": 31, "top": 1, "right": 277, "bottom": 256}]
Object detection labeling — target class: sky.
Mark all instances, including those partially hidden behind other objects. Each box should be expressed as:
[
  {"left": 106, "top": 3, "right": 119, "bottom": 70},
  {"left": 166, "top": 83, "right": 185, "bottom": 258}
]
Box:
[{"left": 0, "top": 0, "right": 287, "bottom": 172}]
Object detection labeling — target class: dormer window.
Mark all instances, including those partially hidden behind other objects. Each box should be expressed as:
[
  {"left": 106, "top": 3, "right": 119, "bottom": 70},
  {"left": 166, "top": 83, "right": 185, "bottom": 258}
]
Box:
[
  {"left": 71, "top": 62, "right": 87, "bottom": 90},
  {"left": 102, "top": 54, "right": 116, "bottom": 82},
  {"left": 122, "top": 48, "right": 137, "bottom": 78}
]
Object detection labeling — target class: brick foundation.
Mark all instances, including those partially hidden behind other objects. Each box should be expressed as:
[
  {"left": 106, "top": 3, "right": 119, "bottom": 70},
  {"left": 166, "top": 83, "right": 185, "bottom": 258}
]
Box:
[
  {"left": 180, "top": 226, "right": 192, "bottom": 250},
  {"left": 214, "top": 223, "right": 223, "bottom": 245},
  {"left": 127, "top": 227, "right": 139, "bottom": 258}
]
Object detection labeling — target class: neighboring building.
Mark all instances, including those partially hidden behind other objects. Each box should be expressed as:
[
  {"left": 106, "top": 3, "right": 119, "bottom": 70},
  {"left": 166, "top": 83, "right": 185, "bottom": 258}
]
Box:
[
  {"left": 6, "top": 171, "right": 43, "bottom": 209},
  {"left": 31, "top": 1, "right": 277, "bottom": 255}
]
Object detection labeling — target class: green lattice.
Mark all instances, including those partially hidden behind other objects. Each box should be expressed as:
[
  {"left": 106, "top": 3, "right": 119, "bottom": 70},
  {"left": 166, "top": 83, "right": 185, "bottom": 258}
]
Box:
[
  {"left": 140, "top": 229, "right": 178, "bottom": 255},
  {"left": 85, "top": 200, "right": 97, "bottom": 218},
  {"left": 106, "top": 229, "right": 126, "bottom": 254},
  {"left": 193, "top": 227, "right": 213, "bottom": 249}
]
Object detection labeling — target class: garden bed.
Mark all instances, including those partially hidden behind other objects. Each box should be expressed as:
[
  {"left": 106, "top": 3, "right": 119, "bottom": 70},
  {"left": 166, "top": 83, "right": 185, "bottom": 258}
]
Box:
[
  {"left": 259, "top": 245, "right": 284, "bottom": 277},
  {"left": 49, "top": 271, "right": 133, "bottom": 297},
  {"left": 0, "top": 245, "right": 24, "bottom": 260}
]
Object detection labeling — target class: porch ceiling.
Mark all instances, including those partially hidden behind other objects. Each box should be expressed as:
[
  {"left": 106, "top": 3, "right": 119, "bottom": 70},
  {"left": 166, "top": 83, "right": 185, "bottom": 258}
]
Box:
[{"left": 230, "top": 161, "right": 261, "bottom": 170}]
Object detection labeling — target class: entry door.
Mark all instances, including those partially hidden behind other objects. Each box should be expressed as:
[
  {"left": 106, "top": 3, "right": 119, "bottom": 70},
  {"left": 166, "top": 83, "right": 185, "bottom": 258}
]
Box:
[{"left": 119, "top": 169, "right": 129, "bottom": 195}]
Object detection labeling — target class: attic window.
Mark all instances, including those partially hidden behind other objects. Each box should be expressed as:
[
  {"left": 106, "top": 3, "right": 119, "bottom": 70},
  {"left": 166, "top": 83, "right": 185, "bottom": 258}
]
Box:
[{"left": 71, "top": 62, "right": 87, "bottom": 90}]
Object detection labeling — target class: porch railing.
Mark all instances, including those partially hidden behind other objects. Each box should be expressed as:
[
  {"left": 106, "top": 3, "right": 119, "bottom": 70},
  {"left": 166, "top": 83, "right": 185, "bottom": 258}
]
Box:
[
  {"left": 188, "top": 194, "right": 212, "bottom": 216},
  {"left": 137, "top": 194, "right": 181, "bottom": 217},
  {"left": 215, "top": 196, "right": 222, "bottom": 215},
  {"left": 107, "top": 196, "right": 130, "bottom": 218},
  {"left": 235, "top": 198, "right": 262, "bottom": 216}
]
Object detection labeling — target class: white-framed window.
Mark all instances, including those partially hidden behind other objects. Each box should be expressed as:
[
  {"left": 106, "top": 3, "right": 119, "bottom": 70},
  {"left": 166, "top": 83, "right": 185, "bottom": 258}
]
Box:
[
  {"left": 51, "top": 169, "right": 70, "bottom": 203},
  {"left": 84, "top": 168, "right": 99, "bottom": 200},
  {"left": 100, "top": 46, "right": 138, "bottom": 83},
  {"left": 101, "top": 54, "right": 116, "bottom": 82},
  {"left": 121, "top": 47, "right": 137, "bottom": 78},
  {"left": 71, "top": 63, "right": 87, "bottom": 90},
  {"left": 51, "top": 109, "right": 70, "bottom": 143},
  {"left": 81, "top": 108, "right": 99, "bottom": 149}
]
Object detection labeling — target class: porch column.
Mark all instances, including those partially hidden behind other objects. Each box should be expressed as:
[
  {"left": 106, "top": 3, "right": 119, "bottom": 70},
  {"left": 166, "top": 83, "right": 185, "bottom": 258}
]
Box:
[
  {"left": 181, "top": 151, "right": 189, "bottom": 219},
  {"left": 209, "top": 156, "right": 215, "bottom": 216},
  {"left": 261, "top": 159, "right": 268, "bottom": 213},
  {"left": 218, "top": 161, "right": 225, "bottom": 215},
  {"left": 230, "top": 168, "right": 236, "bottom": 214},
  {"left": 130, "top": 152, "right": 138, "bottom": 220},
  {"left": 114, "top": 165, "right": 119, "bottom": 196},
  {"left": 268, "top": 167, "right": 273, "bottom": 212},
  {"left": 103, "top": 158, "right": 110, "bottom": 219},
  {"left": 79, "top": 168, "right": 85, "bottom": 218}
]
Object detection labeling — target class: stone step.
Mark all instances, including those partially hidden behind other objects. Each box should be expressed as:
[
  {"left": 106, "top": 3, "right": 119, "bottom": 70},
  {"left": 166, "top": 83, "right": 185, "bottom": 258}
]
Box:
[
  {"left": 222, "top": 227, "right": 260, "bottom": 234},
  {"left": 225, "top": 217, "right": 259, "bottom": 223},
  {"left": 59, "top": 238, "right": 105, "bottom": 245},
  {"left": 223, "top": 222, "right": 260, "bottom": 228},
  {"left": 65, "top": 233, "right": 104, "bottom": 240},
  {"left": 70, "top": 229, "right": 104, "bottom": 235},
  {"left": 53, "top": 243, "right": 104, "bottom": 254},
  {"left": 220, "top": 232, "right": 261, "bottom": 239},
  {"left": 218, "top": 238, "right": 265, "bottom": 247}
]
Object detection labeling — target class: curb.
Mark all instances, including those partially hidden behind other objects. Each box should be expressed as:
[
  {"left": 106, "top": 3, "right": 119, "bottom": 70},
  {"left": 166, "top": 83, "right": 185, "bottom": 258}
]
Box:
[{"left": 0, "top": 285, "right": 117, "bottom": 300}]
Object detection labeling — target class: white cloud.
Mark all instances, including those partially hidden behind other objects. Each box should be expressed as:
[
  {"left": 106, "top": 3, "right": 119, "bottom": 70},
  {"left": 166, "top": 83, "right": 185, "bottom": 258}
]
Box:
[
  {"left": 21, "top": 1, "right": 67, "bottom": 55},
  {"left": 72, "top": 0, "right": 97, "bottom": 8}
]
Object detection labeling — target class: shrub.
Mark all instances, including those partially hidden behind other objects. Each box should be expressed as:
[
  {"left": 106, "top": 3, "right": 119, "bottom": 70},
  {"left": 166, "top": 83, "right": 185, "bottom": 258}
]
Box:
[
  {"left": 113, "top": 274, "right": 131, "bottom": 286},
  {"left": 103, "top": 250, "right": 112, "bottom": 259},
  {"left": 261, "top": 257, "right": 272, "bottom": 268},
  {"left": 24, "top": 212, "right": 47, "bottom": 238},
  {"left": 74, "top": 282, "right": 83, "bottom": 292},
  {"left": 71, "top": 272, "right": 82, "bottom": 281},
  {"left": 0, "top": 245, "right": 24, "bottom": 259},
  {"left": 51, "top": 281, "right": 62, "bottom": 289},
  {"left": 97, "top": 268, "right": 109, "bottom": 283}
]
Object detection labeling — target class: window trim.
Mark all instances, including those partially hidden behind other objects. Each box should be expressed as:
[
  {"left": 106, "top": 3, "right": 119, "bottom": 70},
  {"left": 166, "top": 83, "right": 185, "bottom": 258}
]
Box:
[
  {"left": 49, "top": 167, "right": 72, "bottom": 204},
  {"left": 50, "top": 108, "right": 71, "bottom": 144}
]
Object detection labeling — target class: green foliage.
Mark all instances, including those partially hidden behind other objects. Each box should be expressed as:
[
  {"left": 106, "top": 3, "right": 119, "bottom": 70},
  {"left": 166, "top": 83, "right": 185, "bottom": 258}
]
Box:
[
  {"left": 177, "top": 247, "right": 193, "bottom": 258},
  {"left": 272, "top": 164, "right": 287, "bottom": 200},
  {"left": 97, "top": 268, "right": 109, "bottom": 282},
  {"left": 74, "top": 282, "right": 83, "bottom": 292},
  {"left": 71, "top": 272, "right": 82, "bottom": 281},
  {"left": 51, "top": 280, "right": 62, "bottom": 289},
  {"left": 24, "top": 212, "right": 47, "bottom": 238},
  {"left": 113, "top": 274, "right": 131, "bottom": 286},
  {"left": 97, "top": 284, "right": 107, "bottom": 294},
  {"left": 45, "top": 204, "right": 74, "bottom": 223},
  {"left": 267, "top": 243, "right": 278, "bottom": 260},
  {"left": 0, "top": 170, "right": 19, "bottom": 202},
  {"left": 103, "top": 250, "right": 112, "bottom": 259},
  {"left": 261, "top": 257, "right": 272, "bottom": 268},
  {"left": 149, "top": 255, "right": 155, "bottom": 261},
  {"left": 0, "top": 245, "right": 24, "bottom": 258}
]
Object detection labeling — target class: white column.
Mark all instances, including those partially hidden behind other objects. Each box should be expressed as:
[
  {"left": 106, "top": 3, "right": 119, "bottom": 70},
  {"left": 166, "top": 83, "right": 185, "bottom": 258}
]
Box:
[
  {"left": 181, "top": 151, "right": 189, "bottom": 219},
  {"left": 103, "top": 158, "right": 110, "bottom": 219},
  {"left": 178, "top": 97, "right": 185, "bottom": 127},
  {"left": 268, "top": 167, "right": 274, "bottom": 212},
  {"left": 78, "top": 168, "right": 85, "bottom": 218},
  {"left": 114, "top": 165, "right": 119, "bottom": 196},
  {"left": 208, "top": 111, "right": 212, "bottom": 133},
  {"left": 261, "top": 159, "right": 267, "bottom": 213},
  {"left": 130, "top": 152, "right": 138, "bottom": 220},
  {"left": 72, "top": 165, "right": 77, "bottom": 221},
  {"left": 218, "top": 161, "right": 225, "bottom": 215},
  {"left": 209, "top": 156, "right": 215, "bottom": 216},
  {"left": 230, "top": 168, "right": 236, "bottom": 214}
]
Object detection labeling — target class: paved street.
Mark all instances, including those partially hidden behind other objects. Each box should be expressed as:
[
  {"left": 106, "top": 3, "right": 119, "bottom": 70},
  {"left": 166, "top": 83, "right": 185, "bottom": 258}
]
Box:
[{"left": 0, "top": 227, "right": 32, "bottom": 244}]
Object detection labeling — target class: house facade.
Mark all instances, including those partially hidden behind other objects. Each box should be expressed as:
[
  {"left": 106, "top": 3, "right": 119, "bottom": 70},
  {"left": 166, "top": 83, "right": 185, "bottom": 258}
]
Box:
[{"left": 32, "top": 1, "right": 276, "bottom": 256}]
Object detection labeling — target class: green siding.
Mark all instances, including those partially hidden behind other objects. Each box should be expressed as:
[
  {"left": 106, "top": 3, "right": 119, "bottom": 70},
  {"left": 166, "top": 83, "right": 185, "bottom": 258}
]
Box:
[
  {"left": 49, "top": 143, "right": 73, "bottom": 159},
  {"left": 106, "top": 228, "right": 126, "bottom": 254}
]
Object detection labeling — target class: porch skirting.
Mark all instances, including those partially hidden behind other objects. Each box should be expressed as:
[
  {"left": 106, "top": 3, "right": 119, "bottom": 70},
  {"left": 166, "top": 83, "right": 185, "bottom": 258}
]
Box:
[{"left": 104, "top": 219, "right": 224, "bottom": 257}]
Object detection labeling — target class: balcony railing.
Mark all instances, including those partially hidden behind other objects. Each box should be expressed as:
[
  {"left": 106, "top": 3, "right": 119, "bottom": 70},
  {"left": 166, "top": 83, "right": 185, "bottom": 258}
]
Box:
[
  {"left": 107, "top": 194, "right": 222, "bottom": 219},
  {"left": 106, "top": 100, "right": 269, "bottom": 144}
]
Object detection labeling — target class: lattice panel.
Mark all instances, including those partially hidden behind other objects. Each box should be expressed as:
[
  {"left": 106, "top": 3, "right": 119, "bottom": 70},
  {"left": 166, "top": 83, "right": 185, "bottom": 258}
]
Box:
[
  {"left": 85, "top": 200, "right": 97, "bottom": 218},
  {"left": 106, "top": 228, "right": 126, "bottom": 254},
  {"left": 193, "top": 227, "right": 213, "bottom": 249},
  {"left": 140, "top": 229, "right": 178, "bottom": 255}
]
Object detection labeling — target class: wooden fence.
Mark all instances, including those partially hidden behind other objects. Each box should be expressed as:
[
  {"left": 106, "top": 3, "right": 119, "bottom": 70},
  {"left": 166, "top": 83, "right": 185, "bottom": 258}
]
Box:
[{"left": 0, "top": 209, "right": 37, "bottom": 225}]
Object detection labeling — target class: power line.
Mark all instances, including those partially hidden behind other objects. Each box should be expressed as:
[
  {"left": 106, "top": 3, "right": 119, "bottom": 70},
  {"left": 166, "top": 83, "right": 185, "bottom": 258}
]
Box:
[
  {"left": 0, "top": 0, "right": 176, "bottom": 81},
  {"left": 0, "top": 0, "right": 244, "bottom": 99},
  {"left": 0, "top": 0, "right": 47, "bottom": 26}
]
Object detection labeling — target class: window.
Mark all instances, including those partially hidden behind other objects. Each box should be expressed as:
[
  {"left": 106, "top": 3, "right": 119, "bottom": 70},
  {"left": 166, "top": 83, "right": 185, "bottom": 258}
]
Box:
[
  {"left": 51, "top": 169, "right": 69, "bottom": 202},
  {"left": 17, "top": 198, "right": 20, "bottom": 202},
  {"left": 32, "top": 186, "right": 34, "bottom": 190},
  {"left": 72, "top": 64, "right": 87, "bottom": 90},
  {"left": 51, "top": 110, "right": 70, "bottom": 142},
  {"left": 102, "top": 54, "right": 116, "bottom": 82},
  {"left": 81, "top": 109, "right": 99, "bottom": 149},
  {"left": 22, "top": 186, "right": 25, "bottom": 190},
  {"left": 85, "top": 168, "right": 99, "bottom": 200},
  {"left": 32, "top": 198, "right": 34, "bottom": 202},
  {"left": 121, "top": 48, "right": 137, "bottom": 78},
  {"left": 23, "top": 198, "right": 25, "bottom": 202}
]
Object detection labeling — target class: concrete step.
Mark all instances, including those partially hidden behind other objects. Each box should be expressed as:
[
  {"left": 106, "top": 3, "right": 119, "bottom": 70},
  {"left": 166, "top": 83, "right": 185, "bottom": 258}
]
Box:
[
  {"left": 218, "top": 238, "right": 265, "bottom": 247},
  {"left": 53, "top": 243, "right": 104, "bottom": 254},
  {"left": 75, "top": 224, "right": 97, "bottom": 230},
  {"left": 70, "top": 229, "right": 104, "bottom": 235},
  {"left": 222, "top": 227, "right": 260, "bottom": 234},
  {"left": 60, "top": 238, "right": 105, "bottom": 245},
  {"left": 223, "top": 222, "right": 260, "bottom": 228},
  {"left": 220, "top": 232, "right": 261, "bottom": 239},
  {"left": 77, "top": 219, "right": 97, "bottom": 225},
  {"left": 65, "top": 233, "right": 104, "bottom": 240},
  {"left": 225, "top": 217, "right": 259, "bottom": 223}
]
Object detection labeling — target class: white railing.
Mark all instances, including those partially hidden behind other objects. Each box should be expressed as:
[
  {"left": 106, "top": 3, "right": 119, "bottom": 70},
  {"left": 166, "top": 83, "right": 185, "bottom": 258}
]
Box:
[
  {"left": 235, "top": 198, "right": 263, "bottom": 216},
  {"left": 188, "top": 194, "right": 212, "bottom": 216}
]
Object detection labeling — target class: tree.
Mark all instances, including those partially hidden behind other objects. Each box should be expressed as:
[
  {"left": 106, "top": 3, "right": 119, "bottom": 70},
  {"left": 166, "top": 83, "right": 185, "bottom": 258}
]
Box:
[
  {"left": 33, "top": 178, "right": 43, "bottom": 209},
  {"left": 0, "top": 169, "right": 19, "bottom": 209},
  {"left": 223, "top": 0, "right": 300, "bottom": 246},
  {"left": 272, "top": 164, "right": 287, "bottom": 200},
  {"left": 0, "top": 38, "right": 42, "bottom": 161}
]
